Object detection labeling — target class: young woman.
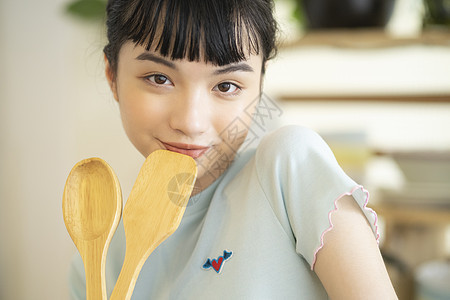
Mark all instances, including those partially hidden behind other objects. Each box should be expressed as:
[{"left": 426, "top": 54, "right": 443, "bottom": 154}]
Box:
[{"left": 69, "top": 0, "right": 398, "bottom": 298}]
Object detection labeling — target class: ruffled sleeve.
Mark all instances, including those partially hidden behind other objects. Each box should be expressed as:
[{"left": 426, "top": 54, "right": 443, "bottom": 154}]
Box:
[{"left": 254, "top": 125, "right": 379, "bottom": 270}]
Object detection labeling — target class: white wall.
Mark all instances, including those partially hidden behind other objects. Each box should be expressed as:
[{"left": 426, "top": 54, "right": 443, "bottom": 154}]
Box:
[{"left": 0, "top": 1, "right": 142, "bottom": 299}]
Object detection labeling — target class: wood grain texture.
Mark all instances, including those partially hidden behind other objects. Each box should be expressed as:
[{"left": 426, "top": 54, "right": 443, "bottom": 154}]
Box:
[
  {"left": 63, "top": 158, "right": 122, "bottom": 300},
  {"left": 110, "top": 150, "right": 197, "bottom": 300}
]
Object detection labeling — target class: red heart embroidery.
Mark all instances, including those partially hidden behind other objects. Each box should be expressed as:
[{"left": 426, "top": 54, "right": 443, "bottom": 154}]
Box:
[
  {"left": 211, "top": 257, "right": 224, "bottom": 272},
  {"left": 202, "top": 250, "right": 233, "bottom": 274}
]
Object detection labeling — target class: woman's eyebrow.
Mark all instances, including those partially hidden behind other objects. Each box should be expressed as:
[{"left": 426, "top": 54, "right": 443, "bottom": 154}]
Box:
[
  {"left": 213, "top": 63, "right": 254, "bottom": 75},
  {"left": 135, "top": 52, "right": 177, "bottom": 70}
]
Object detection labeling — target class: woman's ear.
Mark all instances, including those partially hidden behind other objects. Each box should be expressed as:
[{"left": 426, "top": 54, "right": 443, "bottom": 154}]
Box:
[{"left": 104, "top": 54, "right": 119, "bottom": 102}]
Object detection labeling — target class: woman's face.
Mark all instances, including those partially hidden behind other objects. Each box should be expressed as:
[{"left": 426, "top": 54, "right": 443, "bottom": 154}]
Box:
[{"left": 106, "top": 41, "right": 263, "bottom": 192}]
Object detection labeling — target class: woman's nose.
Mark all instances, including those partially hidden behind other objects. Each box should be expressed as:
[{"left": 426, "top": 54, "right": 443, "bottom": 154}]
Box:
[{"left": 168, "top": 89, "right": 210, "bottom": 137}]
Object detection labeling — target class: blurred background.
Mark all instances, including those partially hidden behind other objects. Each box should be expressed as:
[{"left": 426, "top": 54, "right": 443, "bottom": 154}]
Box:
[{"left": 1, "top": 0, "right": 449, "bottom": 299}]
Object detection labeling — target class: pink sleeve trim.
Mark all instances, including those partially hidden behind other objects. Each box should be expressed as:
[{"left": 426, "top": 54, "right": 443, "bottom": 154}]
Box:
[{"left": 310, "top": 185, "right": 380, "bottom": 271}]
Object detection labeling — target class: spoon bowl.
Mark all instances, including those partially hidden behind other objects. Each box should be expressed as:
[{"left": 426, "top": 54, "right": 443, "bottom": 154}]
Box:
[{"left": 63, "top": 158, "right": 122, "bottom": 300}]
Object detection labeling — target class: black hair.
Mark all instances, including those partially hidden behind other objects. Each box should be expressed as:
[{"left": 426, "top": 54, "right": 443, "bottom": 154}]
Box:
[{"left": 104, "top": 0, "right": 278, "bottom": 77}]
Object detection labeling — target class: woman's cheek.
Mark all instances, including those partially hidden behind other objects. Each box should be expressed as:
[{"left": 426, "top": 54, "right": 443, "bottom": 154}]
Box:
[{"left": 218, "top": 106, "right": 256, "bottom": 152}]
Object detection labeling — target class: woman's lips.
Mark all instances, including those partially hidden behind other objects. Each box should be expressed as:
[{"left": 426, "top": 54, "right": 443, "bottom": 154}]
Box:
[{"left": 161, "top": 142, "right": 210, "bottom": 159}]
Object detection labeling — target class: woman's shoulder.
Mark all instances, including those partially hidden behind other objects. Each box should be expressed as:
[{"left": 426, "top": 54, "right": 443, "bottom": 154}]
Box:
[
  {"left": 261, "top": 125, "right": 321, "bottom": 143},
  {"left": 255, "top": 125, "right": 335, "bottom": 165}
]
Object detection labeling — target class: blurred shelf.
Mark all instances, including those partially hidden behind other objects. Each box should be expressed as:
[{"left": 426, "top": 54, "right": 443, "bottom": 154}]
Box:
[
  {"left": 375, "top": 201, "right": 450, "bottom": 300},
  {"left": 279, "top": 94, "right": 450, "bottom": 103},
  {"left": 280, "top": 28, "right": 450, "bottom": 49},
  {"left": 265, "top": 28, "right": 450, "bottom": 102},
  {"left": 372, "top": 202, "right": 450, "bottom": 226}
]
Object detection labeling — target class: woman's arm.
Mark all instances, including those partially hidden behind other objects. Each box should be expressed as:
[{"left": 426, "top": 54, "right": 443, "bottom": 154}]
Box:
[{"left": 314, "top": 195, "right": 398, "bottom": 300}]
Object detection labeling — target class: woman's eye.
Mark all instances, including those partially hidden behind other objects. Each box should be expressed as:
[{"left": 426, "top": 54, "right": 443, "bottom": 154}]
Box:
[
  {"left": 214, "top": 82, "right": 240, "bottom": 94},
  {"left": 145, "top": 74, "right": 172, "bottom": 85}
]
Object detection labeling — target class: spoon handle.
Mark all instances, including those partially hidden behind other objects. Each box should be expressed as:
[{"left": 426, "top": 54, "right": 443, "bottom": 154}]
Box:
[{"left": 82, "top": 240, "right": 108, "bottom": 300}]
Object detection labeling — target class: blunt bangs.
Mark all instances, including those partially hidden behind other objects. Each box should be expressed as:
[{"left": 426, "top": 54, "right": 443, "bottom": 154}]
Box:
[{"left": 105, "top": 0, "right": 277, "bottom": 69}]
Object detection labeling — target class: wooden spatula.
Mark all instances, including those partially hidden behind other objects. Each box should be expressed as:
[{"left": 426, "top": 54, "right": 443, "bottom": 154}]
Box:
[
  {"left": 110, "top": 150, "right": 197, "bottom": 300},
  {"left": 63, "top": 158, "right": 122, "bottom": 300}
]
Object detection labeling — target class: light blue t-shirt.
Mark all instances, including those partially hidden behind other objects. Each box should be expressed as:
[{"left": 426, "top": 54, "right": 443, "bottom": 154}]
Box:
[{"left": 69, "top": 125, "right": 379, "bottom": 299}]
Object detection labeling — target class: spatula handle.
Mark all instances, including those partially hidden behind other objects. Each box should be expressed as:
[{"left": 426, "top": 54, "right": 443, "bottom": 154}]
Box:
[{"left": 110, "top": 250, "right": 146, "bottom": 300}]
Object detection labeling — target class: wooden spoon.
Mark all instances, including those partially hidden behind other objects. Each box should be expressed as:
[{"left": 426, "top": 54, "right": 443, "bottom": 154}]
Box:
[
  {"left": 110, "top": 150, "right": 197, "bottom": 300},
  {"left": 63, "top": 158, "right": 122, "bottom": 300}
]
